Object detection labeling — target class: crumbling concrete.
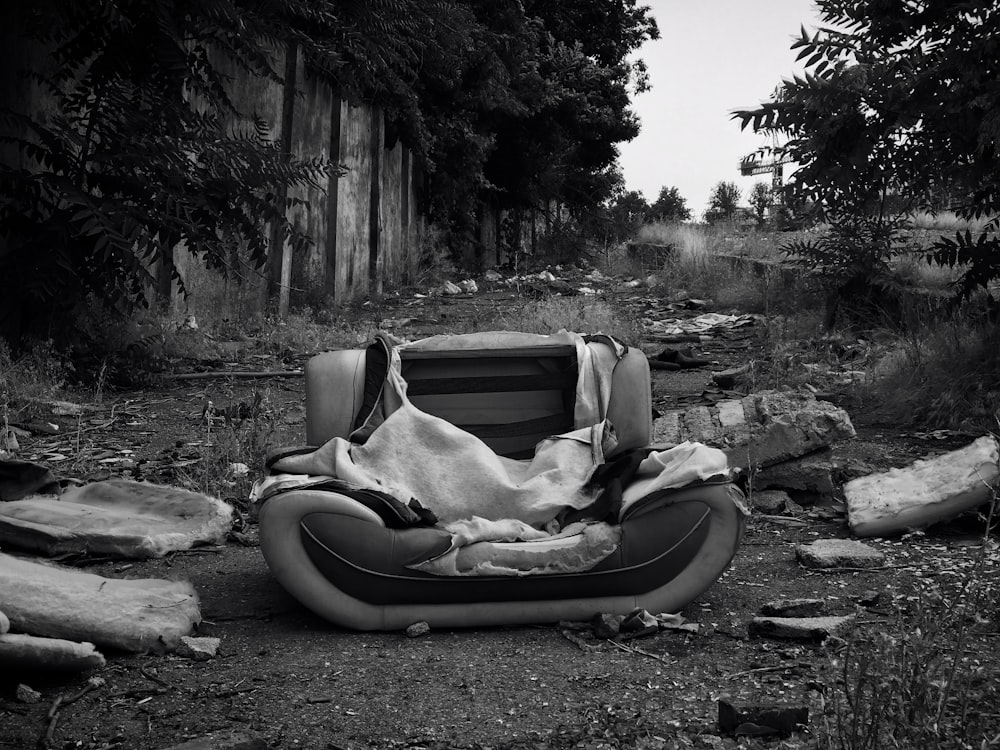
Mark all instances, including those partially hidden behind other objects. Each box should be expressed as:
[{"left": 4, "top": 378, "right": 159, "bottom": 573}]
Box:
[
  {"left": 755, "top": 448, "right": 837, "bottom": 496},
  {"left": 652, "top": 390, "right": 856, "bottom": 471},
  {"left": 845, "top": 435, "right": 1000, "bottom": 538},
  {"left": 748, "top": 614, "right": 855, "bottom": 641},
  {"left": 796, "top": 539, "right": 885, "bottom": 569}
]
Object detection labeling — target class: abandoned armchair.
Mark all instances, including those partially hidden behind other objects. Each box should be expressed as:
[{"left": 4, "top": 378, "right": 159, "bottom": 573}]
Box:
[{"left": 253, "top": 330, "right": 747, "bottom": 631}]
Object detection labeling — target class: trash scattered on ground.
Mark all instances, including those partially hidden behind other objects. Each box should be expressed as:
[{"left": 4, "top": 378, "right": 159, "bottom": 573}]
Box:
[
  {"left": 717, "top": 699, "right": 809, "bottom": 738},
  {"left": 647, "top": 313, "right": 757, "bottom": 340}
]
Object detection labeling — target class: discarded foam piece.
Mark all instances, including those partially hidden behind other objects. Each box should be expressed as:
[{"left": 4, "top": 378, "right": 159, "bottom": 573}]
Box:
[
  {"left": 748, "top": 614, "right": 855, "bottom": 641},
  {"left": 796, "top": 539, "right": 885, "bottom": 569},
  {"left": 0, "top": 632, "right": 106, "bottom": 671},
  {"left": 0, "top": 552, "right": 200, "bottom": 653},
  {"left": 652, "top": 390, "right": 856, "bottom": 471},
  {"left": 845, "top": 435, "right": 1000, "bottom": 538},
  {"left": 0, "top": 608, "right": 9, "bottom": 634},
  {"left": 0, "top": 478, "right": 233, "bottom": 558}
]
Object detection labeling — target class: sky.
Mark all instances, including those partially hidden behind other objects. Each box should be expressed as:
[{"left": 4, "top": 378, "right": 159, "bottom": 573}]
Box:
[{"left": 618, "top": 0, "right": 825, "bottom": 218}]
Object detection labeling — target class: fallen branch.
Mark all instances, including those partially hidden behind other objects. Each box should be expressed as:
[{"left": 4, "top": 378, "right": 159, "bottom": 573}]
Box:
[
  {"left": 38, "top": 677, "right": 104, "bottom": 749},
  {"left": 605, "top": 638, "right": 673, "bottom": 665}
]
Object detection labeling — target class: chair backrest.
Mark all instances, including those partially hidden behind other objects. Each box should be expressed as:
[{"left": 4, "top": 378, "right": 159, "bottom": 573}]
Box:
[{"left": 305, "top": 337, "right": 651, "bottom": 458}]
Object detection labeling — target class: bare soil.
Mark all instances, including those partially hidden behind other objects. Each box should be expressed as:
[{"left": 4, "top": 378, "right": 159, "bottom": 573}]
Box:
[{"left": 1, "top": 274, "right": 996, "bottom": 750}]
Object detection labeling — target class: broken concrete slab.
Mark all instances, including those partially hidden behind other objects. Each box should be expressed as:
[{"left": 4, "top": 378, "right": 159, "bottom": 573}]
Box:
[
  {"left": 760, "top": 598, "right": 826, "bottom": 618},
  {"left": 175, "top": 636, "right": 220, "bottom": 661},
  {"left": 750, "top": 489, "right": 791, "bottom": 513},
  {"left": 748, "top": 614, "right": 855, "bottom": 641},
  {"left": 796, "top": 539, "right": 886, "bottom": 569},
  {"left": 0, "top": 478, "right": 233, "bottom": 558},
  {"left": 755, "top": 448, "right": 836, "bottom": 496},
  {"left": 0, "top": 633, "right": 106, "bottom": 671},
  {"left": 845, "top": 435, "right": 1000, "bottom": 538},
  {"left": 0, "top": 552, "right": 200, "bottom": 653},
  {"left": 652, "top": 390, "right": 856, "bottom": 471}
]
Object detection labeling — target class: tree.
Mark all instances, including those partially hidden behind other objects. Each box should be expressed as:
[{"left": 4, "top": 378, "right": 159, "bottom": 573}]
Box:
[
  {"left": 733, "top": 0, "right": 1000, "bottom": 300},
  {"left": 649, "top": 186, "right": 691, "bottom": 222},
  {"left": 749, "top": 182, "right": 772, "bottom": 225},
  {"left": 704, "top": 181, "right": 741, "bottom": 224}
]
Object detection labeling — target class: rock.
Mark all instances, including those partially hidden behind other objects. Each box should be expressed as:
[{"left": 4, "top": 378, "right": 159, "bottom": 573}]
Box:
[
  {"left": 651, "top": 390, "right": 856, "bottom": 471},
  {"left": 0, "top": 552, "right": 200, "bottom": 653},
  {"left": 458, "top": 279, "right": 478, "bottom": 293},
  {"left": 16, "top": 683, "right": 42, "bottom": 703},
  {"left": 748, "top": 614, "right": 855, "bottom": 641},
  {"left": 845, "top": 435, "right": 1000, "bottom": 538},
  {"left": 750, "top": 489, "right": 790, "bottom": 513},
  {"left": 755, "top": 449, "right": 837, "bottom": 495},
  {"left": 760, "top": 598, "right": 825, "bottom": 618},
  {"left": 405, "top": 621, "right": 430, "bottom": 638},
  {"left": 795, "top": 539, "right": 885, "bottom": 569},
  {"left": 0, "top": 633, "right": 106, "bottom": 671},
  {"left": 711, "top": 363, "right": 754, "bottom": 389},
  {"left": 175, "top": 636, "right": 220, "bottom": 661},
  {"left": 156, "top": 730, "right": 268, "bottom": 750},
  {"left": 0, "top": 608, "right": 8, "bottom": 634}
]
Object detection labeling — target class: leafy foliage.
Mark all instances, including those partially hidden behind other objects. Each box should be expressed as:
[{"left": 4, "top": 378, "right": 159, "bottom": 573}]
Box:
[
  {"left": 0, "top": 0, "right": 344, "bottom": 345},
  {"left": 733, "top": 0, "right": 1000, "bottom": 300},
  {"left": 749, "top": 182, "right": 771, "bottom": 225},
  {"left": 648, "top": 185, "right": 691, "bottom": 222},
  {"left": 704, "top": 181, "right": 741, "bottom": 224}
]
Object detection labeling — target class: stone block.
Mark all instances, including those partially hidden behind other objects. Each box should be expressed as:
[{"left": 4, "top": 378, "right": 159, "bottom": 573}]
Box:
[
  {"left": 748, "top": 614, "right": 855, "bottom": 641},
  {"left": 650, "top": 390, "right": 856, "bottom": 471},
  {"left": 755, "top": 448, "right": 836, "bottom": 495},
  {"left": 795, "top": 539, "right": 885, "bottom": 569}
]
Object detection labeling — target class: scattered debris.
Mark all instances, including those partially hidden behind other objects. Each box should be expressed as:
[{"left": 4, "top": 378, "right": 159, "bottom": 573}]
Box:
[
  {"left": 796, "top": 539, "right": 886, "bottom": 569},
  {"left": 755, "top": 448, "right": 837, "bottom": 496},
  {"left": 16, "top": 683, "right": 42, "bottom": 703},
  {"left": 652, "top": 390, "right": 856, "bottom": 473},
  {"left": 845, "top": 434, "right": 1000, "bottom": 538},
  {"left": 759, "top": 598, "right": 825, "bottom": 618},
  {"left": 175, "top": 636, "right": 220, "bottom": 661},
  {"left": 647, "top": 312, "right": 757, "bottom": 340},
  {"left": 39, "top": 677, "right": 106, "bottom": 750},
  {"left": 405, "top": 622, "right": 431, "bottom": 638},
  {"left": 748, "top": 614, "right": 855, "bottom": 642},
  {"left": 157, "top": 730, "right": 268, "bottom": 750},
  {"left": 750, "top": 489, "right": 791, "bottom": 513},
  {"left": 718, "top": 699, "right": 808, "bottom": 738}
]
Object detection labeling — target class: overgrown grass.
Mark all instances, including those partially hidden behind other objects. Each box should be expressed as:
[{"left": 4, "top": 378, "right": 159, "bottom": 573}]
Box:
[{"left": 821, "top": 482, "right": 1000, "bottom": 750}]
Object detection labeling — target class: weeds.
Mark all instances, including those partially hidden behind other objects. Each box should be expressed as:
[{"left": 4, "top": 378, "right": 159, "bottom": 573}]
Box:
[{"left": 821, "top": 463, "right": 1000, "bottom": 750}]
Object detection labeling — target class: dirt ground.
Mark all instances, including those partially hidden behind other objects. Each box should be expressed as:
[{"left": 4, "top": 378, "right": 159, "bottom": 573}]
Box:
[{"left": 1, "top": 272, "right": 996, "bottom": 750}]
